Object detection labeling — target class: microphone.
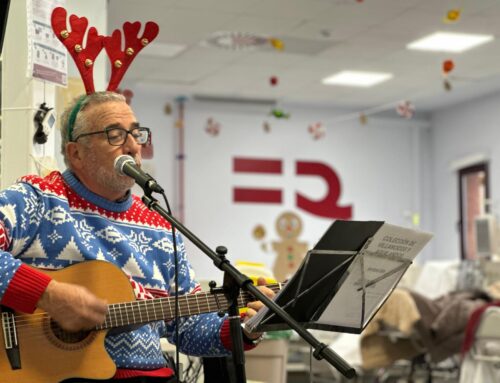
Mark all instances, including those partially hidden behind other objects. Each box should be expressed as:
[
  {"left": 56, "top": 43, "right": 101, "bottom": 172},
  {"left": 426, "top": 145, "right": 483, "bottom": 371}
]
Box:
[{"left": 114, "top": 155, "right": 164, "bottom": 193}]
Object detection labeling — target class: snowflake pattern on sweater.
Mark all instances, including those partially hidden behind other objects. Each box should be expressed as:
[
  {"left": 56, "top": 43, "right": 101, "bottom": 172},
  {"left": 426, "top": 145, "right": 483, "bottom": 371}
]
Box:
[{"left": 0, "top": 170, "right": 231, "bottom": 372}]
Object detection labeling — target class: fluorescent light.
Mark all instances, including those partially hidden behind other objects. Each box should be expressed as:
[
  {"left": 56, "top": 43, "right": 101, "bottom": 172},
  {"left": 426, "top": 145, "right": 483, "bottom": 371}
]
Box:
[
  {"left": 322, "top": 71, "right": 393, "bottom": 87},
  {"left": 407, "top": 31, "right": 494, "bottom": 53}
]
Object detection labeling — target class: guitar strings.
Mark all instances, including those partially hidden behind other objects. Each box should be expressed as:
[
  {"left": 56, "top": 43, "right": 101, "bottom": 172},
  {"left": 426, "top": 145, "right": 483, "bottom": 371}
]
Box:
[
  {"left": 6, "top": 285, "right": 282, "bottom": 332},
  {"left": 10, "top": 284, "right": 281, "bottom": 326},
  {"left": 3, "top": 287, "right": 281, "bottom": 341}
]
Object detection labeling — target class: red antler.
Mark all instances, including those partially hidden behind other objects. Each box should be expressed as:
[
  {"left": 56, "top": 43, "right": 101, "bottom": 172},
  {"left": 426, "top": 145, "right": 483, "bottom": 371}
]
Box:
[
  {"left": 51, "top": 7, "right": 104, "bottom": 94},
  {"left": 104, "top": 21, "right": 159, "bottom": 92}
]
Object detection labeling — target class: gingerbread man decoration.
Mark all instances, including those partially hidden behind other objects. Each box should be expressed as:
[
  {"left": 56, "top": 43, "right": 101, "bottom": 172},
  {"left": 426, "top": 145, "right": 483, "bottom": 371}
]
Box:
[{"left": 272, "top": 211, "right": 309, "bottom": 282}]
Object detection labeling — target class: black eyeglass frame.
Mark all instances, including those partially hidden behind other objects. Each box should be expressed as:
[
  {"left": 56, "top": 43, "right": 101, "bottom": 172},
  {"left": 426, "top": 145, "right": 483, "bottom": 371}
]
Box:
[{"left": 73, "top": 126, "right": 151, "bottom": 146}]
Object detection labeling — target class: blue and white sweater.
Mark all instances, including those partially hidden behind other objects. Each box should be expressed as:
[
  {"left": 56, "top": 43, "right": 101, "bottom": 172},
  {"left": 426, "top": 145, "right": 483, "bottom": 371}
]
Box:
[{"left": 0, "top": 170, "right": 242, "bottom": 377}]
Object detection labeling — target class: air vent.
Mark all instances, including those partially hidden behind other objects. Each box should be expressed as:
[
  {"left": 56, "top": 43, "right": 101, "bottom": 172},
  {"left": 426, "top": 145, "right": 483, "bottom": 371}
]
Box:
[
  {"left": 202, "top": 31, "right": 269, "bottom": 50},
  {"left": 201, "top": 32, "right": 336, "bottom": 56}
]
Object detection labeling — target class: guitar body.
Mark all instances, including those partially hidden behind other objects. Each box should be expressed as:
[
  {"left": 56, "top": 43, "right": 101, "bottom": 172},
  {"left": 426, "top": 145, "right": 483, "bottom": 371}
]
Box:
[{"left": 0, "top": 261, "right": 137, "bottom": 383}]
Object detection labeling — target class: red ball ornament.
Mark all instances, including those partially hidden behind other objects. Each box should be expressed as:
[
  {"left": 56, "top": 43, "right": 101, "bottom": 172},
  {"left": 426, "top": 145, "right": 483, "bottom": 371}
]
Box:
[
  {"left": 442, "top": 60, "right": 454, "bottom": 74},
  {"left": 269, "top": 76, "right": 278, "bottom": 86}
]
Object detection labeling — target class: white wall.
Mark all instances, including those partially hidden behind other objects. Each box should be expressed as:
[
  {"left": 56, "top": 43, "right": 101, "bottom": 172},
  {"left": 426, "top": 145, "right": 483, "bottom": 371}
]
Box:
[
  {"left": 129, "top": 86, "right": 432, "bottom": 281},
  {"left": 431, "top": 90, "right": 500, "bottom": 261},
  {"left": 1, "top": 0, "right": 108, "bottom": 185}
]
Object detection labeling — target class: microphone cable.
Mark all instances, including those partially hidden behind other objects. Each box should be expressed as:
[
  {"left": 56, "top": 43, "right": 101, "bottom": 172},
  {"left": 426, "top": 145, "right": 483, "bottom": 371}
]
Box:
[{"left": 160, "top": 191, "right": 181, "bottom": 382}]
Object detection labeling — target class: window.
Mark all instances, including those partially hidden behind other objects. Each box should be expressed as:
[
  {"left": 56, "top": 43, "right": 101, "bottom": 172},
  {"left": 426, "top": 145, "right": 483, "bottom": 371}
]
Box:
[{"left": 458, "top": 162, "right": 489, "bottom": 260}]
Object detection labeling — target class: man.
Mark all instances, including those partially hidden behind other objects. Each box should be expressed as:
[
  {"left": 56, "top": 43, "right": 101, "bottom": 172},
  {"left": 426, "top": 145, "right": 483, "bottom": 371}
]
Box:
[{"left": 0, "top": 91, "right": 273, "bottom": 382}]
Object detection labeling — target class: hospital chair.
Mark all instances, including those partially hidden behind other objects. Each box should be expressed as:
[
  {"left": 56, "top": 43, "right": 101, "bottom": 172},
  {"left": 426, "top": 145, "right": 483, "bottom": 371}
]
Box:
[{"left": 459, "top": 306, "right": 500, "bottom": 383}]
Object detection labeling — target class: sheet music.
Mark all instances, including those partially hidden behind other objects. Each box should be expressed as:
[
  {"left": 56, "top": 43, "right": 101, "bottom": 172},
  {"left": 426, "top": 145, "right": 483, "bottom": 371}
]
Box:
[
  {"left": 317, "top": 223, "right": 432, "bottom": 329},
  {"left": 245, "top": 222, "right": 432, "bottom": 333}
]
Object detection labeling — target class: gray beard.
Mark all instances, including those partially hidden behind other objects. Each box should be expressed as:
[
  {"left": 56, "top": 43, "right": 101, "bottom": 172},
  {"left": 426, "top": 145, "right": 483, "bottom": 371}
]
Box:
[{"left": 86, "top": 155, "right": 136, "bottom": 198}]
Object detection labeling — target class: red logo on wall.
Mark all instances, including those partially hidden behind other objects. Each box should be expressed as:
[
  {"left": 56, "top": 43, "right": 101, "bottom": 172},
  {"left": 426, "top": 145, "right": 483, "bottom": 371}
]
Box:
[{"left": 232, "top": 157, "right": 352, "bottom": 219}]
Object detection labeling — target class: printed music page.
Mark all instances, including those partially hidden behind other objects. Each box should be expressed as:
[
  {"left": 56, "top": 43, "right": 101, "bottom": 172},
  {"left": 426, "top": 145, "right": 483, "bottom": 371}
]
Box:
[
  {"left": 317, "top": 223, "right": 432, "bottom": 330},
  {"left": 245, "top": 222, "right": 432, "bottom": 333}
]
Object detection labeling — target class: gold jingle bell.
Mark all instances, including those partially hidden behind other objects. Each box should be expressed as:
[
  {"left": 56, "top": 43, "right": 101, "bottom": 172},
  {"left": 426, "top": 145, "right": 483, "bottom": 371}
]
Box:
[
  {"left": 141, "top": 38, "right": 149, "bottom": 47},
  {"left": 114, "top": 60, "right": 123, "bottom": 68},
  {"left": 74, "top": 44, "right": 82, "bottom": 53},
  {"left": 60, "top": 30, "right": 69, "bottom": 39},
  {"left": 84, "top": 59, "right": 93, "bottom": 67},
  {"left": 126, "top": 47, "right": 135, "bottom": 56}
]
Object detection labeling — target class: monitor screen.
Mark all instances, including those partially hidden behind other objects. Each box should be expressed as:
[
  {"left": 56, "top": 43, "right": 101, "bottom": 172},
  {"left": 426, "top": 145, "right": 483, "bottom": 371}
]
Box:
[{"left": 475, "top": 215, "right": 498, "bottom": 257}]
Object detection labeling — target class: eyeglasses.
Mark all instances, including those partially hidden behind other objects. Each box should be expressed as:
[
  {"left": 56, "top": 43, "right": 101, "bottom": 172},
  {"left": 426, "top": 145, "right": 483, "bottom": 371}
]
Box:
[{"left": 73, "top": 126, "right": 151, "bottom": 146}]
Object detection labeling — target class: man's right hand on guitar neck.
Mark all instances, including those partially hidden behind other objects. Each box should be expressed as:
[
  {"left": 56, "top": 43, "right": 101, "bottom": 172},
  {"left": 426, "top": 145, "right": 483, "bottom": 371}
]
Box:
[{"left": 37, "top": 280, "right": 108, "bottom": 332}]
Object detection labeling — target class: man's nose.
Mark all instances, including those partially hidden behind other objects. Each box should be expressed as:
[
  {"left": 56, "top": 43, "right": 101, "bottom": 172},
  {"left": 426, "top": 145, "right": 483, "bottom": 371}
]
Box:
[{"left": 122, "top": 132, "right": 142, "bottom": 157}]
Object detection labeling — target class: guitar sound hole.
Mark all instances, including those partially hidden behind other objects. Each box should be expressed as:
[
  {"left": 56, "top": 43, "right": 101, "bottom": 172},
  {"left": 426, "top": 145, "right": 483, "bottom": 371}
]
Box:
[{"left": 50, "top": 320, "right": 91, "bottom": 344}]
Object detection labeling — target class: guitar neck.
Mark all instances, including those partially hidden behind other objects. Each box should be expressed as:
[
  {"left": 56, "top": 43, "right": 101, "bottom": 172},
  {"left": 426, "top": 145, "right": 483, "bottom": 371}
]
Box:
[{"left": 96, "top": 283, "right": 282, "bottom": 330}]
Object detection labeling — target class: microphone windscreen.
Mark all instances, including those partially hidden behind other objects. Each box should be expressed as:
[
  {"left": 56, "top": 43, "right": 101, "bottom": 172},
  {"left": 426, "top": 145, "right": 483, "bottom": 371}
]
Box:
[{"left": 114, "top": 155, "right": 135, "bottom": 175}]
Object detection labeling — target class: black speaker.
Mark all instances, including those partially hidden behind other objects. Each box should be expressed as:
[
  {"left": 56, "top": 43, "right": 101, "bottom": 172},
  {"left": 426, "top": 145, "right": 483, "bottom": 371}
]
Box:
[{"left": 33, "top": 102, "right": 55, "bottom": 144}]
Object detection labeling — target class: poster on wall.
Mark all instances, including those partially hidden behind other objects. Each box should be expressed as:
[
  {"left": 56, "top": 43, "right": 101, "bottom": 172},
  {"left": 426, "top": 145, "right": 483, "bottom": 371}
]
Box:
[{"left": 27, "top": 0, "right": 67, "bottom": 86}]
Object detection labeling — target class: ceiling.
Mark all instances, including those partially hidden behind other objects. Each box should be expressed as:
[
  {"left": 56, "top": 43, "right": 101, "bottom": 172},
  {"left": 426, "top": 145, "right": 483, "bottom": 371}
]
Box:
[{"left": 108, "top": 0, "right": 500, "bottom": 113}]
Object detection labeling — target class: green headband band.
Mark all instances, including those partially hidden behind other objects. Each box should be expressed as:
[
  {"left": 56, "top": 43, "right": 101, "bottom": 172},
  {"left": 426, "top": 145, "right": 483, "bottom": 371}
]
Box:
[{"left": 67, "top": 95, "right": 87, "bottom": 141}]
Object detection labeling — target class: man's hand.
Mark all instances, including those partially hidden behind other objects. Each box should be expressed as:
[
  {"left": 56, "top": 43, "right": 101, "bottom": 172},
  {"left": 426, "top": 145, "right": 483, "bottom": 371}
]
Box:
[
  {"left": 243, "top": 277, "right": 275, "bottom": 340},
  {"left": 37, "top": 280, "right": 108, "bottom": 332}
]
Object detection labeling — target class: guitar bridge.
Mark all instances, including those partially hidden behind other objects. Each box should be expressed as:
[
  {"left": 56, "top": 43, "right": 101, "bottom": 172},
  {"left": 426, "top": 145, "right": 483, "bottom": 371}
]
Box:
[{"left": 1, "top": 306, "right": 21, "bottom": 370}]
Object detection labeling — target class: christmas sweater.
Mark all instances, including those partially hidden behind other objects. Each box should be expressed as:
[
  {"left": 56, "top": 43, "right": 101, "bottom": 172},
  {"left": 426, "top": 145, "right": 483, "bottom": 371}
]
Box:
[{"left": 0, "top": 170, "right": 247, "bottom": 378}]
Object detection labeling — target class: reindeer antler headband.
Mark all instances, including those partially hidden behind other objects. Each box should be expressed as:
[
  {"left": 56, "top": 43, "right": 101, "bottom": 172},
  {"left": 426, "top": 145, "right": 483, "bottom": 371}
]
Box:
[{"left": 51, "top": 7, "right": 159, "bottom": 139}]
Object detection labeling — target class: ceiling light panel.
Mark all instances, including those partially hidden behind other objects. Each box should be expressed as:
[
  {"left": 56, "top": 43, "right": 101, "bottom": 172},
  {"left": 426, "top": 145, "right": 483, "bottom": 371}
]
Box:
[
  {"left": 322, "top": 71, "right": 393, "bottom": 87},
  {"left": 407, "top": 31, "right": 494, "bottom": 53}
]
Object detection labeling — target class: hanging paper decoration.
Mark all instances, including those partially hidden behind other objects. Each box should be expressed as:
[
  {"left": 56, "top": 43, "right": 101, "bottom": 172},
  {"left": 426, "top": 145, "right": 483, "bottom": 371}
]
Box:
[
  {"left": 442, "top": 59, "right": 455, "bottom": 74},
  {"left": 443, "top": 79, "right": 452, "bottom": 91},
  {"left": 444, "top": 9, "right": 461, "bottom": 23},
  {"left": 442, "top": 60, "right": 455, "bottom": 91},
  {"left": 396, "top": 100, "right": 415, "bottom": 119},
  {"left": 205, "top": 117, "right": 221, "bottom": 136},
  {"left": 263, "top": 121, "right": 271, "bottom": 133},
  {"left": 269, "top": 76, "right": 278, "bottom": 86},
  {"left": 270, "top": 108, "right": 290, "bottom": 119},
  {"left": 359, "top": 113, "right": 367, "bottom": 125},
  {"left": 142, "top": 131, "right": 154, "bottom": 159},
  {"left": 308, "top": 122, "right": 325, "bottom": 140},
  {"left": 269, "top": 37, "right": 285, "bottom": 51},
  {"left": 116, "top": 88, "right": 134, "bottom": 105},
  {"left": 164, "top": 103, "right": 172, "bottom": 115}
]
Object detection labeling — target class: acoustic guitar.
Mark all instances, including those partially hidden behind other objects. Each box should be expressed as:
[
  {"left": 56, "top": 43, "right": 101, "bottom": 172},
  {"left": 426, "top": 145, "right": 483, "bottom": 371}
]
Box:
[{"left": 0, "top": 260, "right": 280, "bottom": 382}]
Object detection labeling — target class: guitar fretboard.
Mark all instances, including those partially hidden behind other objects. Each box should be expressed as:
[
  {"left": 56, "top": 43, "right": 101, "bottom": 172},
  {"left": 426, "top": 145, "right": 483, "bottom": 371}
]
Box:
[{"left": 96, "top": 284, "right": 282, "bottom": 330}]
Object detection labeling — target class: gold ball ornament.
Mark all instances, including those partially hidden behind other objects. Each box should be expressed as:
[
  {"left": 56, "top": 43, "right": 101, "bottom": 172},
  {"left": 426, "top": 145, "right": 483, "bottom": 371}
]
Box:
[{"left": 252, "top": 225, "right": 266, "bottom": 240}]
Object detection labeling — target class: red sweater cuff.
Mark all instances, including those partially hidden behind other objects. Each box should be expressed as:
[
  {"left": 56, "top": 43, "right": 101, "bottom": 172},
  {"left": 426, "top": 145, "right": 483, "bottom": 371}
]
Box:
[
  {"left": 220, "top": 316, "right": 257, "bottom": 351},
  {"left": 1, "top": 264, "right": 52, "bottom": 313},
  {"left": 113, "top": 368, "right": 174, "bottom": 379}
]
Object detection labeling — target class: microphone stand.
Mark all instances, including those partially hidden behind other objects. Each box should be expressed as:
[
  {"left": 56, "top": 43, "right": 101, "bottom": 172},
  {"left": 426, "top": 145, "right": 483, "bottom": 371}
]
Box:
[{"left": 141, "top": 191, "right": 356, "bottom": 382}]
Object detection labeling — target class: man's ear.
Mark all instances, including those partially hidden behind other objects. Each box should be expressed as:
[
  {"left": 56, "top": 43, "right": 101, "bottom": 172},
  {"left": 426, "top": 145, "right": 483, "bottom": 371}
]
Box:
[{"left": 66, "top": 142, "right": 84, "bottom": 170}]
